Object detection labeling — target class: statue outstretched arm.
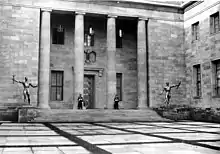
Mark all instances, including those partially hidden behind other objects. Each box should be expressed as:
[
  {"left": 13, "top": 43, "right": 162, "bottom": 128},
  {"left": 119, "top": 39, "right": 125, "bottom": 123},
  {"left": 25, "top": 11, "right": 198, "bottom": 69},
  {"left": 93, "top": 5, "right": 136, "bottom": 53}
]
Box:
[
  {"left": 176, "top": 81, "right": 181, "bottom": 89},
  {"left": 170, "top": 82, "right": 181, "bottom": 89},
  {"left": 160, "top": 88, "right": 165, "bottom": 95},
  {"left": 30, "top": 83, "right": 38, "bottom": 88},
  {"left": 170, "top": 85, "right": 178, "bottom": 88},
  {"left": 13, "top": 78, "right": 22, "bottom": 84}
]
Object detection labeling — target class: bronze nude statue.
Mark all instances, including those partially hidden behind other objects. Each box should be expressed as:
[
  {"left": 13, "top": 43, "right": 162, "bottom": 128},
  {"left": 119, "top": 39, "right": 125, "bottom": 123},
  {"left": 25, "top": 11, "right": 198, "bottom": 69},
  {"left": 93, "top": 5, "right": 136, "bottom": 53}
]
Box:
[
  {"left": 160, "top": 81, "right": 181, "bottom": 107},
  {"left": 12, "top": 75, "right": 37, "bottom": 105}
]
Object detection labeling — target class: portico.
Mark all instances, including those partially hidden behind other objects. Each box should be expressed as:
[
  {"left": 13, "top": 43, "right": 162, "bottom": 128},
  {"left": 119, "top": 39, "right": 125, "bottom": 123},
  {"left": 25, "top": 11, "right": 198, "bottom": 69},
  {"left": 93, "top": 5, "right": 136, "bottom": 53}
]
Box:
[{"left": 37, "top": 9, "right": 148, "bottom": 109}]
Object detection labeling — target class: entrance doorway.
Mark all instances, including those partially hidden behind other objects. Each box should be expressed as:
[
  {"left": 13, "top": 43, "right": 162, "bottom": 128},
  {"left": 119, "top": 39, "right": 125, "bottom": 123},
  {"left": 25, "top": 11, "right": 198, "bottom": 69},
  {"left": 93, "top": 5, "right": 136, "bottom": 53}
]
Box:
[{"left": 83, "top": 75, "right": 95, "bottom": 109}]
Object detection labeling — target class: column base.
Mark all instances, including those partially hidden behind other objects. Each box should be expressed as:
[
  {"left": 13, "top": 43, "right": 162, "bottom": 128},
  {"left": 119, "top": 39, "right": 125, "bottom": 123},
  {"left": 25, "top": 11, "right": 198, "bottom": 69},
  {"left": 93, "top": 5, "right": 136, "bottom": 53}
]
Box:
[
  {"left": 37, "top": 103, "right": 50, "bottom": 109},
  {"left": 137, "top": 106, "right": 149, "bottom": 110}
]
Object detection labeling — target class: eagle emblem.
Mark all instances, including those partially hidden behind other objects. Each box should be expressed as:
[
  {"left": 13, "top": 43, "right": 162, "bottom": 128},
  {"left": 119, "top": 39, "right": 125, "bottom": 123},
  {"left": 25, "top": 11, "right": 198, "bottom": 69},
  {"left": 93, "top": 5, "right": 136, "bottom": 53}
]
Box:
[{"left": 84, "top": 50, "right": 96, "bottom": 64}]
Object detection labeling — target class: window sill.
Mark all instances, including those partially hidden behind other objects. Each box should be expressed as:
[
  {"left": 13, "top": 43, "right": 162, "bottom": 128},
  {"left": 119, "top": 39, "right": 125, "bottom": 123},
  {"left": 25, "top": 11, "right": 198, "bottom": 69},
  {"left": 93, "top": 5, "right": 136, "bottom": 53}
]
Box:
[
  {"left": 50, "top": 100, "right": 64, "bottom": 103},
  {"left": 210, "top": 31, "right": 220, "bottom": 36},
  {"left": 212, "top": 96, "right": 220, "bottom": 98},
  {"left": 193, "top": 96, "right": 202, "bottom": 99},
  {"left": 52, "top": 43, "right": 64, "bottom": 45}
]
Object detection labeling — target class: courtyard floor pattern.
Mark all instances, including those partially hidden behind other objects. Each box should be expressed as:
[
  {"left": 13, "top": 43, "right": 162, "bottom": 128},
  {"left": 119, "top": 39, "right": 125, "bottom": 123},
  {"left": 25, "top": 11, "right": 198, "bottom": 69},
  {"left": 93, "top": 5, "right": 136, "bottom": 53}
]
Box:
[{"left": 0, "top": 121, "right": 219, "bottom": 154}]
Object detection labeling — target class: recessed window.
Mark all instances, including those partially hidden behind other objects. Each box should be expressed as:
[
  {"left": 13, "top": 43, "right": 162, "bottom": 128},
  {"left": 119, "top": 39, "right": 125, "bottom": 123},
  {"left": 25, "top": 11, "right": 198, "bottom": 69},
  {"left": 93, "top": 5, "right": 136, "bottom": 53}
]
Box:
[
  {"left": 84, "top": 25, "right": 94, "bottom": 47},
  {"left": 52, "top": 25, "right": 65, "bottom": 45},
  {"left": 116, "top": 29, "right": 123, "bottom": 48},
  {"left": 210, "top": 12, "right": 219, "bottom": 34},
  {"left": 51, "top": 70, "right": 64, "bottom": 101},
  {"left": 116, "top": 73, "right": 122, "bottom": 101},
  {"left": 193, "top": 64, "right": 201, "bottom": 97},
  {"left": 212, "top": 60, "right": 220, "bottom": 96},
  {"left": 192, "top": 22, "right": 199, "bottom": 41}
]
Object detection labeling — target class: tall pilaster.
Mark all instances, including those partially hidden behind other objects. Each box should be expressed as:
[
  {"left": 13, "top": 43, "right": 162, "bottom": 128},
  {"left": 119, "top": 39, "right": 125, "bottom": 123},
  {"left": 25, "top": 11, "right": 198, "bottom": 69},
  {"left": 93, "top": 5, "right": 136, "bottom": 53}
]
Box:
[
  {"left": 37, "top": 8, "right": 51, "bottom": 109},
  {"left": 107, "top": 15, "right": 117, "bottom": 109},
  {"left": 74, "top": 12, "right": 85, "bottom": 109},
  {"left": 137, "top": 18, "right": 148, "bottom": 109}
]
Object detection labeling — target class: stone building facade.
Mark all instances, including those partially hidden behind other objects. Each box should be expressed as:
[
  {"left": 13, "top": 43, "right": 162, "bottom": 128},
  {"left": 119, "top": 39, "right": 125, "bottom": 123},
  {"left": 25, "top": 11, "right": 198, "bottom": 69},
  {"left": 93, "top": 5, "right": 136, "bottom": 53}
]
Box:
[
  {"left": 0, "top": 0, "right": 218, "bottom": 110},
  {"left": 184, "top": 0, "right": 220, "bottom": 108}
]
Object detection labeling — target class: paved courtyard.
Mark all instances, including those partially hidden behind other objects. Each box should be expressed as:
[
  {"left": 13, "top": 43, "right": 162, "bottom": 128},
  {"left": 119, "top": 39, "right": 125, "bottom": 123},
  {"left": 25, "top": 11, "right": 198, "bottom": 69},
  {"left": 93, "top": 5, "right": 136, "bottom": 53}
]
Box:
[{"left": 0, "top": 121, "right": 219, "bottom": 154}]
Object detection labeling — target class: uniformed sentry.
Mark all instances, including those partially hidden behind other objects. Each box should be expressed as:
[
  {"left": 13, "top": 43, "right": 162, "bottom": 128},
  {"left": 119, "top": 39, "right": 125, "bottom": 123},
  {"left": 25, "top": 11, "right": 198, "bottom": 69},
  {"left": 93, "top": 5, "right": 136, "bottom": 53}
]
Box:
[{"left": 13, "top": 77, "right": 38, "bottom": 105}]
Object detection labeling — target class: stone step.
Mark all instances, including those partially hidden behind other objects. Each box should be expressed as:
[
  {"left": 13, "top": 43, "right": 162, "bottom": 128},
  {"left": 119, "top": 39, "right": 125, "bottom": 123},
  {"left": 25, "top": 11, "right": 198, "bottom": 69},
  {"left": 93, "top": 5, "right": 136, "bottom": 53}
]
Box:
[
  {"left": 18, "top": 108, "right": 171, "bottom": 122},
  {"left": 0, "top": 103, "right": 27, "bottom": 108}
]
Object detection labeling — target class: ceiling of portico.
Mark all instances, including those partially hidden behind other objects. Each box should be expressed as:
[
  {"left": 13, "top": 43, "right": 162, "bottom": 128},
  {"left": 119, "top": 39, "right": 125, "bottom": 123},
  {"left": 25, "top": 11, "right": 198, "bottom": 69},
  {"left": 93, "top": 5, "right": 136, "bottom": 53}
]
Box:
[{"left": 63, "top": 0, "right": 191, "bottom": 7}]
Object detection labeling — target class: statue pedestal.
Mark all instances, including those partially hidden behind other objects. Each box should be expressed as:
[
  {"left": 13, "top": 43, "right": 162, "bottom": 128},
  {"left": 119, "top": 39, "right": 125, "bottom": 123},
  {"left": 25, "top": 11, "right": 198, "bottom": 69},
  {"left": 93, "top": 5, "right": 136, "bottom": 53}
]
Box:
[{"left": 17, "top": 105, "right": 38, "bottom": 122}]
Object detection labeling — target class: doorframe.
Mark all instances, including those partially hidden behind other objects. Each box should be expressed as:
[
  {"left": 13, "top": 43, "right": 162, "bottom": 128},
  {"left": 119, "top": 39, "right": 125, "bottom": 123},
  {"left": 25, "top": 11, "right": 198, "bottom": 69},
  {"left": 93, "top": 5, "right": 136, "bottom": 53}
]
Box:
[
  {"left": 84, "top": 74, "right": 95, "bottom": 109},
  {"left": 84, "top": 72, "right": 97, "bottom": 108},
  {"left": 84, "top": 67, "right": 104, "bottom": 109}
]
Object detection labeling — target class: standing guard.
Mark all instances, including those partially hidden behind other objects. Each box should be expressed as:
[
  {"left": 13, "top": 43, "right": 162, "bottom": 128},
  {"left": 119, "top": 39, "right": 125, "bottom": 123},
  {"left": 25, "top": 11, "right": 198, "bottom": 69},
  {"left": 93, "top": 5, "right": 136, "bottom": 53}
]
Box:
[
  {"left": 77, "top": 93, "right": 84, "bottom": 110},
  {"left": 114, "top": 94, "right": 120, "bottom": 110}
]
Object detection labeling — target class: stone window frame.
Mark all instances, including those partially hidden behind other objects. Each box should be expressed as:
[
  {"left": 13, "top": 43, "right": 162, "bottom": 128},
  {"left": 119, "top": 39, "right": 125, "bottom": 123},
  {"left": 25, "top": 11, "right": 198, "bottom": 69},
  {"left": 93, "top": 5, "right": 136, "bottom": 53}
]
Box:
[
  {"left": 192, "top": 64, "right": 202, "bottom": 99},
  {"left": 211, "top": 59, "right": 220, "bottom": 97},
  {"left": 50, "top": 70, "right": 64, "bottom": 101},
  {"left": 116, "top": 28, "right": 123, "bottom": 48},
  {"left": 84, "top": 67, "right": 104, "bottom": 108},
  {"left": 84, "top": 25, "right": 95, "bottom": 47},
  {"left": 191, "top": 21, "right": 199, "bottom": 42},
  {"left": 116, "top": 73, "right": 123, "bottom": 101},
  {"left": 210, "top": 12, "right": 220, "bottom": 35},
  {"left": 52, "top": 25, "right": 65, "bottom": 45}
]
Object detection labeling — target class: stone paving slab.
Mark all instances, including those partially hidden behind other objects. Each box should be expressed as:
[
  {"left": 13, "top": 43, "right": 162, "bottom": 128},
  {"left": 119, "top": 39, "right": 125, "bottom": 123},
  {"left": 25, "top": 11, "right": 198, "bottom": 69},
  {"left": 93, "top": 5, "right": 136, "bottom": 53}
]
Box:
[
  {"left": 156, "top": 132, "right": 220, "bottom": 140},
  {"left": 199, "top": 141, "right": 220, "bottom": 148},
  {"left": 126, "top": 128, "right": 194, "bottom": 133},
  {"left": 101, "top": 143, "right": 219, "bottom": 154},
  {"left": 58, "top": 146, "right": 91, "bottom": 154},
  {"left": 0, "top": 121, "right": 219, "bottom": 154},
  {"left": 180, "top": 127, "right": 220, "bottom": 133}
]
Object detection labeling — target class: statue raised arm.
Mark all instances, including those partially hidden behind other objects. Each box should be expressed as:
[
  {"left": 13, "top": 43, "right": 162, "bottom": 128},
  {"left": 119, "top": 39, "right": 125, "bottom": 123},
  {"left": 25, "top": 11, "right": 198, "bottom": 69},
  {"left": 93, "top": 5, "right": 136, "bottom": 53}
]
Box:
[
  {"left": 12, "top": 76, "right": 37, "bottom": 105},
  {"left": 160, "top": 81, "right": 181, "bottom": 107}
]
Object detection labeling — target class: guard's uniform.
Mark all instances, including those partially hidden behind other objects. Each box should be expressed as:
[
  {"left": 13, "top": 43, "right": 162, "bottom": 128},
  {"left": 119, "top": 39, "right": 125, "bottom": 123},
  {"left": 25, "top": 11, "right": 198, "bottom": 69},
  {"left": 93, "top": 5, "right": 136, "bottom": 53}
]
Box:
[
  {"left": 114, "top": 96, "right": 119, "bottom": 109},
  {"left": 78, "top": 96, "right": 83, "bottom": 109}
]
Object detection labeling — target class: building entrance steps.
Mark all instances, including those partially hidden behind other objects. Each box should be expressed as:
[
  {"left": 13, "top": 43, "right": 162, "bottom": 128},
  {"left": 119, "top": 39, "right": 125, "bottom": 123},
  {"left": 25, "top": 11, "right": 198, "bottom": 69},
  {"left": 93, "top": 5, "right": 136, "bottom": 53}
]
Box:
[{"left": 17, "top": 108, "right": 171, "bottom": 123}]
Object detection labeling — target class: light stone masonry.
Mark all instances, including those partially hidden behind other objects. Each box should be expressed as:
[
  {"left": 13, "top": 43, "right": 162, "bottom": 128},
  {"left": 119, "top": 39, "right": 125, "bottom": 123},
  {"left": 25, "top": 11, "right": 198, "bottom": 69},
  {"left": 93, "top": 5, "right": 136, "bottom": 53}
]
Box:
[
  {"left": 107, "top": 16, "right": 117, "bottom": 109},
  {"left": 137, "top": 19, "right": 147, "bottom": 109},
  {"left": 37, "top": 9, "right": 51, "bottom": 109},
  {"left": 73, "top": 12, "right": 85, "bottom": 109}
]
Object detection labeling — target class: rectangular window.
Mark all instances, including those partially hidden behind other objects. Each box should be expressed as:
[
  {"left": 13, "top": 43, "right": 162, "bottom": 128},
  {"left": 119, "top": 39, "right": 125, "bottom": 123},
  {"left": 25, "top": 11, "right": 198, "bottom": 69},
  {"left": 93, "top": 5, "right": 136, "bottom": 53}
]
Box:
[
  {"left": 116, "top": 73, "right": 122, "bottom": 101},
  {"left": 210, "top": 12, "right": 219, "bottom": 34},
  {"left": 192, "top": 22, "right": 199, "bottom": 41},
  {"left": 213, "top": 60, "right": 220, "bottom": 96},
  {"left": 84, "top": 34, "right": 94, "bottom": 47},
  {"left": 84, "top": 26, "right": 94, "bottom": 47},
  {"left": 193, "top": 65, "right": 201, "bottom": 97},
  {"left": 51, "top": 71, "right": 64, "bottom": 101},
  {"left": 116, "top": 29, "right": 123, "bottom": 48},
  {"left": 52, "top": 26, "right": 65, "bottom": 45},
  {"left": 195, "top": 65, "right": 201, "bottom": 97}
]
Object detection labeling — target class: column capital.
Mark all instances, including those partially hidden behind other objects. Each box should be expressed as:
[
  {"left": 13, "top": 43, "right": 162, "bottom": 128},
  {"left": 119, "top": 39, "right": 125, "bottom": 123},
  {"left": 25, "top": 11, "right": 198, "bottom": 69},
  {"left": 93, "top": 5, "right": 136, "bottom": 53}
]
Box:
[
  {"left": 75, "top": 11, "right": 86, "bottom": 15},
  {"left": 41, "top": 8, "right": 52, "bottom": 12},
  {"left": 108, "top": 14, "right": 117, "bottom": 18}
]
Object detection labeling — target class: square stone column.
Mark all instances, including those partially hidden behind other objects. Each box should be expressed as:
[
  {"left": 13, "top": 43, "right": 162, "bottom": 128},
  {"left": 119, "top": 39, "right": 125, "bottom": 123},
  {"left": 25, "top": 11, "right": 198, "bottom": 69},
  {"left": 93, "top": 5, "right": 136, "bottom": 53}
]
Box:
[
  {"left": 107, "top": 15, "right": 117, "bottom": 109},
  {"left": 37, "top": 9, "right": 52, "bottom": 109},
  {"left": 137, "top": 18, "right": 148, "bottom": 109},
  {"left": 73, "top": 12, "right": 85, "bottom": 109}
]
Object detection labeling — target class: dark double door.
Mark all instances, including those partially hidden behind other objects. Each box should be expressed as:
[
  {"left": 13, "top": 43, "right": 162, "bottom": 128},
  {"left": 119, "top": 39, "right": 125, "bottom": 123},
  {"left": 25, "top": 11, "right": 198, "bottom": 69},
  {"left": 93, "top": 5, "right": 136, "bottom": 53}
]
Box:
[{"left": 83, "top": 75, "right": 95, "bottom": 109}]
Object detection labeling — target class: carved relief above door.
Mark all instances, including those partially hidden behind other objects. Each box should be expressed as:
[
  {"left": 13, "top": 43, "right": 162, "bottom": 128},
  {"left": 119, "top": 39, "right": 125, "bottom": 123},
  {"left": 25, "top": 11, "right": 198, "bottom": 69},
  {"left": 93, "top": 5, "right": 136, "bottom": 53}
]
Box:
[{"left": 84, "top": 49, "right": 96, "bottom": 64}]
